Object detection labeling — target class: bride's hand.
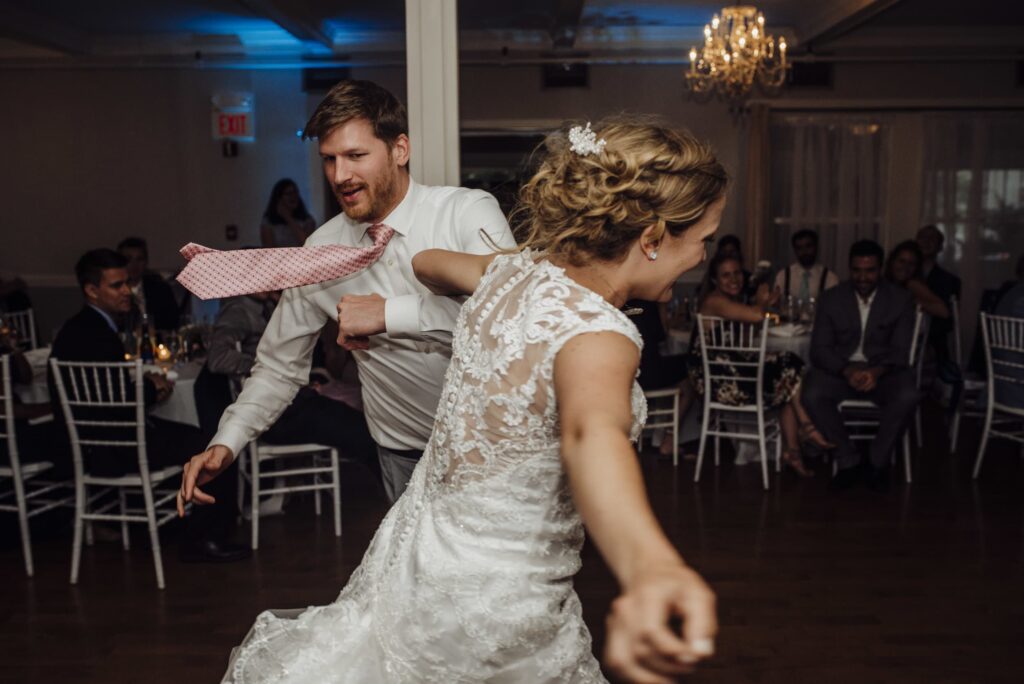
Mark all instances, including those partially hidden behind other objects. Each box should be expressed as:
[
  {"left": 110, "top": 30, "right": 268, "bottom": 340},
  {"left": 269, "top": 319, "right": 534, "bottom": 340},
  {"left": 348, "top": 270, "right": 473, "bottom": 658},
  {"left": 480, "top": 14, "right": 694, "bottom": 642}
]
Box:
[{"left": 603, "top": 563, "right": 716, "bottom": 683}]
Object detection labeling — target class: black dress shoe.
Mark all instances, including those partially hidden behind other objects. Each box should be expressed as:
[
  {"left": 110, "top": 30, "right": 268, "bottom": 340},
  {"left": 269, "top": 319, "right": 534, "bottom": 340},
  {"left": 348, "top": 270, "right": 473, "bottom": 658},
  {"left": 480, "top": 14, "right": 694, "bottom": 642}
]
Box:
[
  {"left": 179, "top": 539, "right": 252, "bottom": 563},
  {"left": 866, "top": 466, "right": 890, "bottom": 493},
  {"left": 828, "top": 466, "right": 862, "bottom": 491}
]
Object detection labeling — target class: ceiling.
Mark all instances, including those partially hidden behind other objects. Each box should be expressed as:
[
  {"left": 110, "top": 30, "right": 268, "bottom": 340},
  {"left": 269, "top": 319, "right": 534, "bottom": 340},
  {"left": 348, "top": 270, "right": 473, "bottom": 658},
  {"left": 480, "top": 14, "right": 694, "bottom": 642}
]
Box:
[{"left": 0, "top": 0, "right": 1020, "bottom": 67}]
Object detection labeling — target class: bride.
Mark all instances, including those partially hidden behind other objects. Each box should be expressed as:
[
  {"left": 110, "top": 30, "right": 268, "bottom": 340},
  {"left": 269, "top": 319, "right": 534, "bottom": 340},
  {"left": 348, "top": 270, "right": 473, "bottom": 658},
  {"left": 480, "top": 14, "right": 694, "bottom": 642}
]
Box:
[{"left": 181, "top": 117, "right": 728, "bottom": 683}]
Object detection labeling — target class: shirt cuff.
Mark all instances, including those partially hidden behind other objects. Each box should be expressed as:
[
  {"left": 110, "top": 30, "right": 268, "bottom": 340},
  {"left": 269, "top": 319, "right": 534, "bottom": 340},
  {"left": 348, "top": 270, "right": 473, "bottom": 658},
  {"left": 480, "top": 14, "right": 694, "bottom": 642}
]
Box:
[
  {"left": 209, "top": 423, "right": 251, "bottom": 460},
  {"left": 384, "top": 294, "right": 421, "bottom": 336}
]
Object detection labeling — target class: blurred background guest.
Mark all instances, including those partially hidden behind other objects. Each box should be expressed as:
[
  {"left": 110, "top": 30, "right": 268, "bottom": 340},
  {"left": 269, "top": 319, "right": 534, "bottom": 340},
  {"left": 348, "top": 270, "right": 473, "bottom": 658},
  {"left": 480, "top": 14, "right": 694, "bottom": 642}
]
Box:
[
  {"left": 690, "top": 253, "right": 826, "bottom": 476},
  {"left": 259, "top": 178, "right": 316, "bottom": 248},
  {"left": 0, "top": 275, "right": 31, "bottom": 313},
  {"left": 916, "top": 225, "right": 960, "bottom": 363},
  {"left": 774, "top": 229, "right": 839, "bottom": 302},
  {"left": 885, "top": 240, "right": 950, "bottom": 320},
  {"left": 714, "top": 235, "right": 754, "bottom": 300},
  {"left": 803, "top": 240, "right": 919, "bottom": 492},
  {"left": 117, "top": 236, "right": 180, "bottom": 333}
]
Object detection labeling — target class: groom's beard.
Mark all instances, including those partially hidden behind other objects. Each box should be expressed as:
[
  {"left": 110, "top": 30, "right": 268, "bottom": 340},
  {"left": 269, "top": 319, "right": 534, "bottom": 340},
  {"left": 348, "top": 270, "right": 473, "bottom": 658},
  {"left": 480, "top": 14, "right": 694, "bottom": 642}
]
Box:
[{"left": 336, "top": 163, "right": 401, "bottom": 224}]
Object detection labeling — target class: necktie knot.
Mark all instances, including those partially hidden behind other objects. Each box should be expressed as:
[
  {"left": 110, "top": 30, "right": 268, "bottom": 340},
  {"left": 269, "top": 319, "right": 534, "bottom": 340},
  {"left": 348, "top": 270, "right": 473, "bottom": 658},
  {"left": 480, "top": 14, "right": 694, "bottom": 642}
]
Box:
[{"left": 367, "top": 223, "right": 396, "bottom": 247}]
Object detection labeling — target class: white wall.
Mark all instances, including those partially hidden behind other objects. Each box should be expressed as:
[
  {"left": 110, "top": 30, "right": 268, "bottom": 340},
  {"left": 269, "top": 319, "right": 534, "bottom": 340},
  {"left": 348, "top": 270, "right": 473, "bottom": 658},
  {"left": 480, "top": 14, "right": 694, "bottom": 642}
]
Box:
[
  {"left": 0, "top": 57, "right": 1018, "bottom": 338},
  {"left": 0, "top": 68, "right": 315, "bottom": 279}
]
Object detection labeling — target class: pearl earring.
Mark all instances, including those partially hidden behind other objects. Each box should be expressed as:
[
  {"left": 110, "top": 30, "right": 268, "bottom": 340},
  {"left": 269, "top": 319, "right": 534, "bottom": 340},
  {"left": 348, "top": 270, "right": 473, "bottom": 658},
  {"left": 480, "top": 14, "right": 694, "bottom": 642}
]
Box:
[{"left": 649, "top": 251, "right": 658, "bottom": 261}]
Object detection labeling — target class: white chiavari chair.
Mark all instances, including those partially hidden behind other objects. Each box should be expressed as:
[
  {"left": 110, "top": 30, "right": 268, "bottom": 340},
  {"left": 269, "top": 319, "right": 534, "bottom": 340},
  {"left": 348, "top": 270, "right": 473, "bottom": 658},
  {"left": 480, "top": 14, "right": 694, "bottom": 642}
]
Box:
[
  {"left": 693, "top": 315, "right": 780, "bottom": 490},
  {"left": 0, "top": 355, "right": 70, "bottom": 576},
  {"left": 972, "top": 313, "right": 1024, "bottom": 478},
  {"left": 642, "top": 387, "right": 681, "bottom": 466},
  {"left": 949, "top": 295, "right": 988, "bottom": 450},
  {"left": 50, "top": 358, "right": 180, "bottom": 589},
  {"left": 245, "top": 441, "right": 342, "bottom": 550}
]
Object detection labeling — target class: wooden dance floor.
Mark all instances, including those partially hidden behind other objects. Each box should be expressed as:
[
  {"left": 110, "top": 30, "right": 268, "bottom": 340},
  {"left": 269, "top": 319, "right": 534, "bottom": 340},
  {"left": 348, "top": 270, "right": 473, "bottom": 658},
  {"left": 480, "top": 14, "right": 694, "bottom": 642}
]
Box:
[{"left": 2, "top": 411, "right": 1022, "bottom": 683}]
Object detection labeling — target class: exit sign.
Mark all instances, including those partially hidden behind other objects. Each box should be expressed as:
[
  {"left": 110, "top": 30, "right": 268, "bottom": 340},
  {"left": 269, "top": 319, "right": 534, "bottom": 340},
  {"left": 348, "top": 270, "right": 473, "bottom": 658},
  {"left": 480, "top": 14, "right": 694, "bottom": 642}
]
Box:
[
  {"left": 211, "top": 92, "right": 255, "bottom": 141},
  {"left": 216, "top": 113, "right": 252, "bottom": 138}
]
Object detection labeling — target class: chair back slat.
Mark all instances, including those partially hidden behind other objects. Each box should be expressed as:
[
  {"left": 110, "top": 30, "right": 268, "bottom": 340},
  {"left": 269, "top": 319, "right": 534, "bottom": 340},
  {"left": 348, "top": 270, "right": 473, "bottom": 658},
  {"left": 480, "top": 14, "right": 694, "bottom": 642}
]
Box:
[
  {"left": 0, "top": 355, "right": 15, "bottom": 451},
  {"left": 696, "top": 314, "right": 770, "bottom": 409},
  {"left": 950, "top": 295, "right": 963, "bottom": 367},
  {"left": 49, "top": 358, "right": 151, "bottom": 476}
]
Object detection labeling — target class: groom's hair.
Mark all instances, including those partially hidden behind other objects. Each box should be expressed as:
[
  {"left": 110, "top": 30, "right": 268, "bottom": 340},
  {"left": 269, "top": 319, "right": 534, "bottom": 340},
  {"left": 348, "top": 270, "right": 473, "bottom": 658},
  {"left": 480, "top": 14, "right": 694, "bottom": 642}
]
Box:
[{"left": 302, "top": 79, "right": 408, "bottom": 149}]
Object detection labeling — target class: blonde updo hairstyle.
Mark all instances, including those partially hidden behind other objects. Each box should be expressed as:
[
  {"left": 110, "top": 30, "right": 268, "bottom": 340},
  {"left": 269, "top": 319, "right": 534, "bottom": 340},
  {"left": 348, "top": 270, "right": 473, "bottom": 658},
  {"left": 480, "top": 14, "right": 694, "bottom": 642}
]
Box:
[{"left": 515, "top": 116, "right": 728, "bottom": 266}]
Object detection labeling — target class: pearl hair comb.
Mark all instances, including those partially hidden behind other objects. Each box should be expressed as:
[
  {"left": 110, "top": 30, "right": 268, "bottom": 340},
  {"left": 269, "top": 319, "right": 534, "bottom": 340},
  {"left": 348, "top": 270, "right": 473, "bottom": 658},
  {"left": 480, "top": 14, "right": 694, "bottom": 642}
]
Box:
[{"left": 568, "top": 122, "right": 607, "bottom": 157}]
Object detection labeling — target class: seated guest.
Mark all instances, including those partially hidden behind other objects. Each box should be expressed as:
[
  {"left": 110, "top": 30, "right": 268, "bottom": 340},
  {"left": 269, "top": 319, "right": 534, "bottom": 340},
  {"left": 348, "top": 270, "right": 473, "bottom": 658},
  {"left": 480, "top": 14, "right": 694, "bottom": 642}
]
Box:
[
  {"left": 50, "top": 249, "right": 247, "bottom": 561},
  {"left": 916, "top": 225, "right": 961, "bottom": 363},
  {"left": 802, "top": 240, "right": 919, "bottom": 491},
  {"left": 50, "top": 249, "right": 172, "bottom": 425},
  {"left": 714, "top": 235, "right": 754, "bottom": 300},
  {"left": 689, "top": 253, "right": 830, "bottom": 476},
  {"left": 993, "top": 255, "right": 1024, "bottom": 310},
  {"left": 885, "top": 240, "right": 950, "bottom": 319},
  {"left": 117, "top": 237, "right": 180, "bottom": 332},
  {"left": 774, "top": 229, "right": 839, "bottom": 302},
  {"left": 0, "top": 275, "right": 31, "bottom": 312},
  {"left": 195, "top": 291, "right": 377, "bottom": 482}
]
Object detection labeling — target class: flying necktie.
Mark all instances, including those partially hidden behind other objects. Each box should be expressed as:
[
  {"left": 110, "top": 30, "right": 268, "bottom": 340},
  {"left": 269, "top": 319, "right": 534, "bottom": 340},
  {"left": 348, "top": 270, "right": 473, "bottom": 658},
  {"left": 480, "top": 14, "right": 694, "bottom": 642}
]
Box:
[{"left": 176, "top": 224, "right": 396, "bottom": 300}]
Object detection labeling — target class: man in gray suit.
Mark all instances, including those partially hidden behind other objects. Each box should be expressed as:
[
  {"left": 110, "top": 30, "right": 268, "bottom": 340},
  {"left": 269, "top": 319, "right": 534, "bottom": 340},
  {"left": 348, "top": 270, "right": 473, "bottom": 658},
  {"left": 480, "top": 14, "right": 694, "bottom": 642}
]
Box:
[{"left": 802, "top": 240, "right": 919, "bottom": 491}]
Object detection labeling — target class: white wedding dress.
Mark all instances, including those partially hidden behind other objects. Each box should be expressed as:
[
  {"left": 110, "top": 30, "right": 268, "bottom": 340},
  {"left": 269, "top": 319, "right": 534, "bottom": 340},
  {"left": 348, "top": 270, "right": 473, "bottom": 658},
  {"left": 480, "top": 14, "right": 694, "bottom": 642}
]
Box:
[{"left": 225, "top": 251, "right": 647, "bottom": 683}]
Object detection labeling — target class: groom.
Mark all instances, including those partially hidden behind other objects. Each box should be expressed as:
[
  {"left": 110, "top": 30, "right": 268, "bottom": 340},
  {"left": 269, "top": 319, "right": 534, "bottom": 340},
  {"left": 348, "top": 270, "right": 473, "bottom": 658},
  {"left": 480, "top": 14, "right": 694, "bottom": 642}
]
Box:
[{"left": 178, "top": 79, "right": 514, "bottom": 509}]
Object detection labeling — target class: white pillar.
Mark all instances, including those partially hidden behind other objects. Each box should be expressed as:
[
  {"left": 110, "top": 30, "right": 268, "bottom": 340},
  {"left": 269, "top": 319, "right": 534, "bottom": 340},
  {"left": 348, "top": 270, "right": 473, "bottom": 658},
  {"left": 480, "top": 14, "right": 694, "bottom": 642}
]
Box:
[{"left": 405, "top": 0, "right": 460, "bottom": 187}]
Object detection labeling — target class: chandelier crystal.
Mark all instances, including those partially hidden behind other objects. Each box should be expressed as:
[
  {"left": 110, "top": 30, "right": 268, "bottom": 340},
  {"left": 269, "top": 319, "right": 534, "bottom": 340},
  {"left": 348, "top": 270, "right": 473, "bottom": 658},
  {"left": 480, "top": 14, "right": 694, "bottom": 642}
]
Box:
[{"left": 686, "top": 6, "right": 788, "bottom": 102}]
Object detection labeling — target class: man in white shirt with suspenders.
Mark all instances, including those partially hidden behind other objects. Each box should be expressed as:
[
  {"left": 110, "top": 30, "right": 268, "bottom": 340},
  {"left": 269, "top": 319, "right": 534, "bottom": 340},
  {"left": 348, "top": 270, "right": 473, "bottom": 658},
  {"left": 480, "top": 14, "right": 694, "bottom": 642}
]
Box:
[{"left": 774, "top": 229, "right": 839, "bottom": 302}]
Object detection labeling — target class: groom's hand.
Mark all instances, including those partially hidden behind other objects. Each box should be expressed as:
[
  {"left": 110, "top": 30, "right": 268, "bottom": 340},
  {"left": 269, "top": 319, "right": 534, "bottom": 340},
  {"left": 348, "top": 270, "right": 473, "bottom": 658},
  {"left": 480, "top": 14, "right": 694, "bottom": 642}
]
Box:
[
  {"left": 177, "top": 444, "right": 235, "bottom": 517},
  {"left": 337, "top": 293, "right": 386, "bottom": 350}
]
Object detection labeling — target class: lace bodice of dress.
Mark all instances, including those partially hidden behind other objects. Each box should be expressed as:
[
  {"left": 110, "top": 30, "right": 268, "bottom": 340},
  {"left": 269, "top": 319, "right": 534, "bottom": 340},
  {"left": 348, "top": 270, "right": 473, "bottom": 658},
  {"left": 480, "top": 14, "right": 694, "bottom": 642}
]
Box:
[{"left": 423, "top": 249, "right": 647, "bottom": 495}]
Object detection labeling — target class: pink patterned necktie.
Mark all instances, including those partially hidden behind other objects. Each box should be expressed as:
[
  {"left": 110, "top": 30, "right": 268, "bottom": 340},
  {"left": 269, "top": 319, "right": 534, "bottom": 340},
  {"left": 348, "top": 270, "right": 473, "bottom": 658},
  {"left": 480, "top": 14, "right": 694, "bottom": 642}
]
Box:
[{"left": 176, "top": 224, "right": 396, "bottom": 300}]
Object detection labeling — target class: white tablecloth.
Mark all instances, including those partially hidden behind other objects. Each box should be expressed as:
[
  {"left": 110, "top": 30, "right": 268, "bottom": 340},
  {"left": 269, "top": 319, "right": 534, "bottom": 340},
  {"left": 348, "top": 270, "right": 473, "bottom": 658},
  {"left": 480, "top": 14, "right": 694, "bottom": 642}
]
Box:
[
  {"left": 148, "top": 361, "right": 201, "bottom": 428},
  {"left": 666, "top": 327, "right": 812, "bottom": 361},
  {"left": 15, "top": 348, "right": 202, "bottom": 428}
]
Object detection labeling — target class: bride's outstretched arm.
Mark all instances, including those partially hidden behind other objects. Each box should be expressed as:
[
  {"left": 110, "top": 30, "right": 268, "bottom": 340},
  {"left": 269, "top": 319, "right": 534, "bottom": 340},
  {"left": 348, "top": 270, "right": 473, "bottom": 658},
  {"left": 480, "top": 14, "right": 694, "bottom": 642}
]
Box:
[
  {"left": 412, "top": 250, "right": 498, "bottom": 296},
  {"left": 555, "top": 331, "right": 716, "bottom": 683}
]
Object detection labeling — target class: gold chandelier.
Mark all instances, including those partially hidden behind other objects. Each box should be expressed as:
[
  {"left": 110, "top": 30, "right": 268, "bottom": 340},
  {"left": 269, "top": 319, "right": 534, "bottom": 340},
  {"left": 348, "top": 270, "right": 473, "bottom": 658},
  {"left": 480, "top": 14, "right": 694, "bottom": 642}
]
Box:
[{"left": 686, "top": 6, "right": 788, "bottom": 102}]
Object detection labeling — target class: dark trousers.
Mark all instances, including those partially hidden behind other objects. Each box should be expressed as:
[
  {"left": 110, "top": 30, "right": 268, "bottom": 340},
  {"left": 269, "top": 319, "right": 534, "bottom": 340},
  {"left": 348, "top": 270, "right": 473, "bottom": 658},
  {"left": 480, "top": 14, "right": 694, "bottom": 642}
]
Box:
[{"left": 801, "top": 368, "right": 919, "bottom": 470}]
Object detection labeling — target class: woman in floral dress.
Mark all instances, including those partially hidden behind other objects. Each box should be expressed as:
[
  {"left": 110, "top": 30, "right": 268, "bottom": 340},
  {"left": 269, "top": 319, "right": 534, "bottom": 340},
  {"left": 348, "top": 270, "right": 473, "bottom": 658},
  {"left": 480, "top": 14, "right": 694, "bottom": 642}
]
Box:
[{"left": 688, "top": 253, "right": 831, "bottom": 475}]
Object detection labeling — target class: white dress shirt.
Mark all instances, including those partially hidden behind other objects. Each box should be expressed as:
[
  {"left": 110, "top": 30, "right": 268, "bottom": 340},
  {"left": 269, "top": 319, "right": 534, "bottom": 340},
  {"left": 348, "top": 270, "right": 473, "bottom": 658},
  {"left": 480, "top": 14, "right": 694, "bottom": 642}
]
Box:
[
  {"left": 849, "top": 289, "right": 877, "bottom": 363},
  {"left": 774, "top": 262, "right": 839, "bottom": 300},
  {"left": 211, "top": 180, "right": 515, "bottom": 455}
]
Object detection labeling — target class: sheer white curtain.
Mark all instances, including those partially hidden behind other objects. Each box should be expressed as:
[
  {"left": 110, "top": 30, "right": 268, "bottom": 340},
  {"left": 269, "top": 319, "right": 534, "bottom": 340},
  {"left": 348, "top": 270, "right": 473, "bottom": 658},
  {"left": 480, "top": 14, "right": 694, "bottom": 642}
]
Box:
[
  {"left": 768, "top": 114, "right": 893, "bottom": 276},
  {"left": 920, "top": 113, "right": 1024, "bottom": 356}
]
